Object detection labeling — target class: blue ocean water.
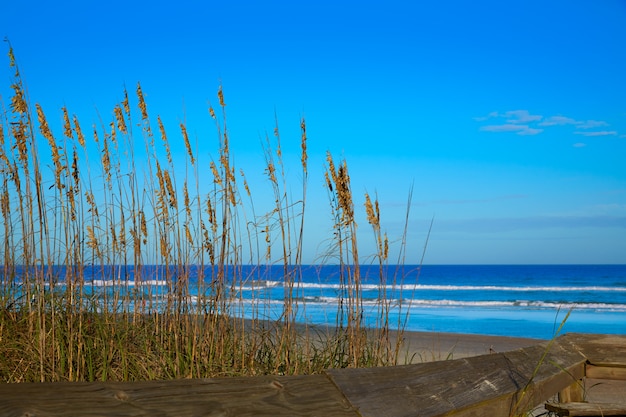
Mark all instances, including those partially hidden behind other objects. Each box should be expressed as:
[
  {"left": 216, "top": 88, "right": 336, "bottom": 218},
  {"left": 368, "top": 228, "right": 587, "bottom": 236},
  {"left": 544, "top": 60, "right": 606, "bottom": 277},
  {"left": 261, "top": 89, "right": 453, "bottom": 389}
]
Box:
[
  {"left": 230, "top": 264, "right": 626, "bottom": 340},
  {"left": 7, "top": 264, "right": 626, "bottom": 340}
]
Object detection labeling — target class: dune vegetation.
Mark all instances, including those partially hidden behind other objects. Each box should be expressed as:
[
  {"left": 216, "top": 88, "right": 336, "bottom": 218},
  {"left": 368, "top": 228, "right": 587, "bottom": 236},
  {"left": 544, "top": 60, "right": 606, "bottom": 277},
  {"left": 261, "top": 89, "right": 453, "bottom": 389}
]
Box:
[{"left": 0, "top": 45, "right": 418, "bottom": 382}]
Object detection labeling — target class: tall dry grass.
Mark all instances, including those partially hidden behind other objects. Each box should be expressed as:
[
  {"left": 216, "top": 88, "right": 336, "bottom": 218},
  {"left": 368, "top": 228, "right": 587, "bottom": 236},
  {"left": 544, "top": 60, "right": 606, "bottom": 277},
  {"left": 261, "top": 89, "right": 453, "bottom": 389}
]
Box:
[{"left": 0, "top": 44, "right": 415, "bottom": 382}]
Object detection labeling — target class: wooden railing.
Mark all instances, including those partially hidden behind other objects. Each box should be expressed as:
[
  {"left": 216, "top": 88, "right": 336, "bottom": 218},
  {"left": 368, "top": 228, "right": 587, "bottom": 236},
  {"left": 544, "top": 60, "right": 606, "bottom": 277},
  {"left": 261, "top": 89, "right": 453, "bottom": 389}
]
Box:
[{"left": 0, "top": 333, "right": 624, "bottom": 417}]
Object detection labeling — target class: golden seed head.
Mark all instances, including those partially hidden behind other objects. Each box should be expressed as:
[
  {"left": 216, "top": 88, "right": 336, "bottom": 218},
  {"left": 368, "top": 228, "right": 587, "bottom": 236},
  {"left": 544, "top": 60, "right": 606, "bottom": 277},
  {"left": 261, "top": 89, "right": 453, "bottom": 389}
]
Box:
[
  {"left": 9, "top": 84, "right": 27, "bottom": 114},
  {"left": 73, "top": 116, "right": 85, "bottom": 147},
  {"left": 183, "top": 182, "right": 191, "bottom": 217},
  {"left": 86, "top": 226, "right": 99, "bottom": 251},
  {"left": 217, "top": 86, "right": 226, "bottom": 107},
  {"left": 266, "top": 161, "right": 277, "bottom": 184},
  {"left": 114, "top": 105, "right": 127, "bottom": 134},
  {"left": 205, "top": 197, "right": 215, "bottom": 225},
  {"left": 180, "top": 123, "right": 195, "bottom": 165},
  {"left": 140, "top": 210, "right": 148, "bottom": 238},
  {"left": 157, "top": 116, "right": 172, "bottom": 165},
  {"left": 210, "top": 161, "right": 222, "bottom": 186},
  {"left": 163, "top": 169, "right": 177, "bottom": 209},
  {"left": 364, "top": 193, "right": 377, "bottom": 227},
  {"left": 122, "top": 88, "right": 131, "bottom": 117},
  {"left": 62, "top": 107, "right": 73, "bottom": 139},
  {"left": 185, "top": 224, "right": 193, "bottom": 246},
  {"left": 136, "top": 82, "right": 149, "bottom": 120},
  {"left": 35, "top": 104, "right": 54, "bottom": 143},
  {"left": 300, "top": 118, "right": 307, "bottom": 173}
]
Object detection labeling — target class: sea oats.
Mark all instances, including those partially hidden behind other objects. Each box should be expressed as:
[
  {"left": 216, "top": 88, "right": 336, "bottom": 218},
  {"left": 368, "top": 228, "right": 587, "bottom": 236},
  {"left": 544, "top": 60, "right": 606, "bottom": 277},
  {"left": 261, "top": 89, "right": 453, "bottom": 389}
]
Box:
[
  {"left": 185, "top": 224, "right": 193, "bottom": 246},
  {"left": 383, "top": 233, "right": 389, "bottom": 260},
  {"left": 62, "top": 107, "right": 73, "bottom": 139},
  {"left": 92, "top": 125, "right": 99, "bottom": 144},
  {"left": 0, "top": 188, "right": 9, "bottom": 220},
  {"left": 364, "top": 193, "right": 377, "bottom": 227},
  {"left": 9, "top": 83, "right": 27, "bottom": 114},
  {"left": 110, "top": 224, "right": 118, "bottom": 252},
  {"left": 240, "top": 169, "right": 251, "bottom": 197},
  {"left": 114, "top": 104, "right": 127, "bottom": 134},
  {"left": 205, "top": 197, "right": 216, "bottom": 227},
  {"left": 86, "top": 226, "right": 98, "bottom": 251},
  {"left": 266, "top": 161, "right": 277, "bottom": 184},
  {"left": 119, "top": 212, "right": 126, "bottom": 250},
  {"left": 210, "top": 161, "right": 222, "bottom": 186},
  {"left": 35, "top": 104, "right": 54, "bottom": 143},
  {"left": 180, "top": 123, "right": 195, "bottom": 165},
  {"left": 122, "top": 87, "right": 131, "bottom": 117},
  {"left": 101, "top": 134, "right": 111, "bottom": 183},
  {"left": 300, "top": 118, "right": 307, "bottom": 174},
  {"left": 163, "top": 169, "right": 176, "bottom": 209},
  {"left": 13, "top": 122, "right": 28, "bottom": 165},
  {"left": 36, "top": 104, "right": 64, "bottom": 185},
  {"left": 73, "top": 116, "right": 85, "bottom": 147},
  {"left": 160, "top": 235, "right": 169, "bottom": 258},
  {"left": 140, "top": 210, "right": 147, "bottom": 240},
  {"left": 183, "top": 181, "right": 191, "bottom": 217},
  {"left": 85, "top": 191, "right": 98, "bottom": 217},
  {"left": 217, "top": 86, "right": 225, "bottom": 107},
  {"left": 136, "top": 83, "right": 148, "bottom": 120},
  {"left": 109, "top": 121, "right": 117, "bottom": 145},
  {"left": 157, "top": 116, "right": 172, "bottom": 165}
]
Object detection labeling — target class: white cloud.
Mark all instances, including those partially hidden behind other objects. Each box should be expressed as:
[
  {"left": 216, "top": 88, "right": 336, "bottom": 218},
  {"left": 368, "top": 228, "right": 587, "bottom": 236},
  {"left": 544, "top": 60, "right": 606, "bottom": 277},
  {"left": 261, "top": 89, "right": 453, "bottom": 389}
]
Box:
[
  {"left": 480, "top": 124, "right": 542, "bottom": 135},
  {"left": 539, "top": 116, "right": 580, "bottom": 126},
  {"left": 475, "top": 110, "right": 619, "bottom": 139},
  {"left": 503, "top": 110, "right": 542, "bottom": 124},
  {"left": 517, "top": 127, "right": 543, "bottom": 136},
  {"left": 577, "top": 120, "right": 609, "bottom": 129},
  {"left": 572, "top": 142, "right": 586, "bottom": 148},
  {"left": 574, "top": 130, "right": 617, "bottom": 137}
]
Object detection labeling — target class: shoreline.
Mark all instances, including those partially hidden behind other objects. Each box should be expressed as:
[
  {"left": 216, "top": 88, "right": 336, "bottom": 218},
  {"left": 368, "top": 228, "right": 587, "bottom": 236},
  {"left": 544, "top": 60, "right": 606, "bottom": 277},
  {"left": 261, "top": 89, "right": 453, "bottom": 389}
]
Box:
[
  {"left": 249, "top": 318, "right": 545, "bottom": 363},
  {"left": 393, "top": 329, "right": 544, "bottom": 362}
]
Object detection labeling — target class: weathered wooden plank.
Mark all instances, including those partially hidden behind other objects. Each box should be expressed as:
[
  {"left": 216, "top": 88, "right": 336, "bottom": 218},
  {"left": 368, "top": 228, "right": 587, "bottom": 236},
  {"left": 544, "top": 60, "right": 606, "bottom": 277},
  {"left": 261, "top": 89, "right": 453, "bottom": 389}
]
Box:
[
  {"left": 586, "top": 364, "right": 626, "bottom": 380},
  {"left": 559, "top": 334, "right": 626, "bottom": 366},
  {"left": 545, "top": 401, "right": 626, "bottom": 416},
  {"left": 558, "top": 381, "right": 585, "bottom": 403},
  {"left": 0, "top": 375, "right": 361, "bottom": 417},
  {"left": 325, "top": 340, "right": 587, "bottom": 417}
]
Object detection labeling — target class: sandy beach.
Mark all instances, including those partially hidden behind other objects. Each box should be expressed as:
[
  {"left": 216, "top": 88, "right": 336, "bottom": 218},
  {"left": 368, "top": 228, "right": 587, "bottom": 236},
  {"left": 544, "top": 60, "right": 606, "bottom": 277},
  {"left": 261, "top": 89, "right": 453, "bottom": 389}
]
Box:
[{"left": 394, "top": 329, "right": 543, "bottom": 362}]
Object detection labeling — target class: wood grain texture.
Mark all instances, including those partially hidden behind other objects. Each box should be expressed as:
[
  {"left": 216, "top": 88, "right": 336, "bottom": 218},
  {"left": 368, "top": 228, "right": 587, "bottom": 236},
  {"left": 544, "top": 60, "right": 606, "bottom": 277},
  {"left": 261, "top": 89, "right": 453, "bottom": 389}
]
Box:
[
  {"left": 545, "top": 401, "right": 626, "bottom": 416},
  {"left": 0, "top": 375, "right": 360, "bottom": 417},
  {"left": 325, "top": 339, "right": 587, "bottom": 417}
]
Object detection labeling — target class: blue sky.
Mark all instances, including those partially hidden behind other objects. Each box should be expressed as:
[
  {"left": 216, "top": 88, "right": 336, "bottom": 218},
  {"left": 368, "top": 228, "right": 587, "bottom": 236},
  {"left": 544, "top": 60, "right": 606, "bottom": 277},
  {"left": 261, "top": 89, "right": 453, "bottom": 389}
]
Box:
[{"left": 2, "top": 0, "right": 625, "bottom": 264}]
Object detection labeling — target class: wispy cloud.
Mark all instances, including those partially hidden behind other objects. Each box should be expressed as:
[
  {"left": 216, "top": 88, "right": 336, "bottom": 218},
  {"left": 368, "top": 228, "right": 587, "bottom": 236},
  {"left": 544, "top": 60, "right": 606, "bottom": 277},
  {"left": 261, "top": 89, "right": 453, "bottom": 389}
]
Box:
[
  {"left": 574, "top": 130, "right": 618, "bottom": 137},
  {"left": 576, "top": 120, "right": 609, "bottom": 129},
  {"left": 480, "top": 124, "right": 543, "bottom": 135},
  {"left": 539, "top": 116, "right": 580, "bottom": 126},
  {"left": 503, "top": 110, "right": 542, "bottom": 124},
  {"left": 475, "top": 110, "right": 619, "bottom": 140}
]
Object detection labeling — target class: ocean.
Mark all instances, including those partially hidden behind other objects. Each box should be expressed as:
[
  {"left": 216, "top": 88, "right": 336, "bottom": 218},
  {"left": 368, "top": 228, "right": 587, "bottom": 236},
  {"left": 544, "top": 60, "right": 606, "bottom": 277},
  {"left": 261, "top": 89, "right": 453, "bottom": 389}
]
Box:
[
  {"left": 9, "top": 264, "right": 626, "bottom": 340},
  {"left": 229, "top": 264, "right": 626, "bottom": 340}
]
